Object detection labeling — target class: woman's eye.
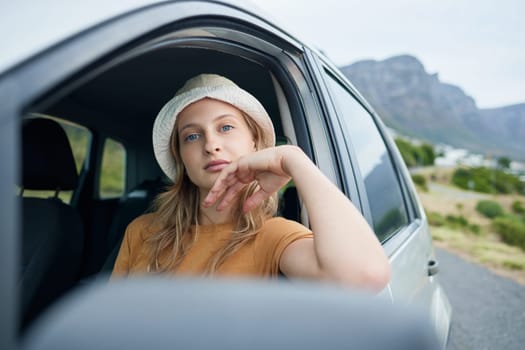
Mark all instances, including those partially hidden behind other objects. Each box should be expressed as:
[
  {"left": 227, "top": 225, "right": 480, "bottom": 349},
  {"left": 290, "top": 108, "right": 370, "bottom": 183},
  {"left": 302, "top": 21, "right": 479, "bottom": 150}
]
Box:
[
  {"left": 221, "top": 125, "right": 234, "bottom": 132},
  {"left": 184, "top": 133, "right": 199, "bottom": 142}
]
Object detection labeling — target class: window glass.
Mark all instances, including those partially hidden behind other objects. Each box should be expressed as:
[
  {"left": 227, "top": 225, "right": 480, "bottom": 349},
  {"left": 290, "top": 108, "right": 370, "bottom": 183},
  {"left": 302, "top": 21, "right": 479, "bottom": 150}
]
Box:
[
  {"left": 99, "top": 138, "right": 126, "bottom": 198},
  {"left": 324, "top": 73, "right": 408, "bottom": 242},
  {"left": 21, "top": 116, "right": 91, "bottom": 204},
  {"left": 62, "top": 122, "right": 90, "bottom": 174}
]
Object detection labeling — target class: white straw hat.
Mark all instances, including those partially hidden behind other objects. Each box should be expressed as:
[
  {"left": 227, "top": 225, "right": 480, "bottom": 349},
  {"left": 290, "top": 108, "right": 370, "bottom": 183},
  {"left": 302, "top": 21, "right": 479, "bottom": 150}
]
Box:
[{"left": 152, "top": 74, "right": 275, "bottom": 181}]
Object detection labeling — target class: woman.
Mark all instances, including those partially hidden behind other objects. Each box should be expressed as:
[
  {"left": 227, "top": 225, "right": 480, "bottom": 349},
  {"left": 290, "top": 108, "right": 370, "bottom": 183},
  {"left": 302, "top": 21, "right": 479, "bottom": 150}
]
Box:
[{"left": 112, "top": 74, "right": 390, "bottom": 291}]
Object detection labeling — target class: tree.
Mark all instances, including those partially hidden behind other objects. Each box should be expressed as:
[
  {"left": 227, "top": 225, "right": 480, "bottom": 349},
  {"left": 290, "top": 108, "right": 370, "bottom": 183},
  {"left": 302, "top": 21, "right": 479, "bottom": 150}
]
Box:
[
  {"left": 497, "top": 156, "right": 511, "bottom": 169},
  {"left": 420, "top": 143, "right": 436, "bottom": 166},
  {"left": 394, "top": 138, "right": 436, "bottom": 167}
]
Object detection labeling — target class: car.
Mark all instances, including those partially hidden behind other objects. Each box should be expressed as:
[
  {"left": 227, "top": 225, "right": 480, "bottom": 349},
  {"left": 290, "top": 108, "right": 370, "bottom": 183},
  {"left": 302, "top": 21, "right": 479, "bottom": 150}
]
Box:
[{"left": 0, "top": 0, "right": 451, "bottom": 349}]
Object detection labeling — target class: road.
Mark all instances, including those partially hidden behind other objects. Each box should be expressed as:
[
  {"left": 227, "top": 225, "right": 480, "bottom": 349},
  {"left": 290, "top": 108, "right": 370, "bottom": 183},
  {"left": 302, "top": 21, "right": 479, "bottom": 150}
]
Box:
[{"left": 435, "top": 247, "right": 525, "bottom": 350}]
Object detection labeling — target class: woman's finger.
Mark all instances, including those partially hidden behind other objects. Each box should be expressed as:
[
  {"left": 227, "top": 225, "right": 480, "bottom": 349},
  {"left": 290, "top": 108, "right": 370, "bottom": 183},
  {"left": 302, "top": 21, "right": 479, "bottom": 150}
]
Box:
[
  {"left": 216, "top": 181, "right": 245, "bottom": 211},
  {"left": 203, "top": 172, "right": 231, "bottom": 207},
  {"left": 242, "top": 188, "right": 271, "bottom": 213},
  {"left": 203, "top": 163, "right": 245, "bottom": 207}
]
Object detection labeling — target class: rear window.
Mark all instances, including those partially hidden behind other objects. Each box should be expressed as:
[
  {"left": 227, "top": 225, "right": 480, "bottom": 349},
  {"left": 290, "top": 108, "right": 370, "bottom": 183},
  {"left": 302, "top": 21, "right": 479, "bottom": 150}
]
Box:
[
  {"left": 323, "top": 73, "right": 409, "bottom": 242},
  {"left": 20, "top": 116, "right": 91, "bottom": 204},
  {"left": 99, "top": 138, "right": 126, "bottom": 199}
]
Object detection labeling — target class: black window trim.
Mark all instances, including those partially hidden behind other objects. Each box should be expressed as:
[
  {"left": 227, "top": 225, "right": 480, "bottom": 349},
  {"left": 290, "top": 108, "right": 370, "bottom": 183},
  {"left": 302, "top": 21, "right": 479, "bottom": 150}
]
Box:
[{"left": 302, "top": 49, "right": 365, "bottom": 214}]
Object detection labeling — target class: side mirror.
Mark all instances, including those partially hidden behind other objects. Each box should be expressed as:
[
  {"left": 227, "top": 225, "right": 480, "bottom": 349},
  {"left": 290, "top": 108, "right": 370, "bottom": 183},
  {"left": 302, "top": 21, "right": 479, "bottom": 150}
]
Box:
[{"left": 23, "top": 277, "right": 440, "bottom": 350}]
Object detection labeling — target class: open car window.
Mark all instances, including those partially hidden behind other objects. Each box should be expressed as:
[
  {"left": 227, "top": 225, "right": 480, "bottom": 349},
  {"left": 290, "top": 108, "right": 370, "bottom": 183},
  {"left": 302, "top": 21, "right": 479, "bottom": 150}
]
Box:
[{"left": 15, "top": 14, "right": 332, "bottom": 332}]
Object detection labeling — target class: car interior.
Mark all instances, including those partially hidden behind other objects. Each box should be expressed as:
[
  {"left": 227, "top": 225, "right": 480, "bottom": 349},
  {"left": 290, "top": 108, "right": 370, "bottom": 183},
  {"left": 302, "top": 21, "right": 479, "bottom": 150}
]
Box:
[{"left": 19, "top": 44, "right": 306, "bottom": 331}]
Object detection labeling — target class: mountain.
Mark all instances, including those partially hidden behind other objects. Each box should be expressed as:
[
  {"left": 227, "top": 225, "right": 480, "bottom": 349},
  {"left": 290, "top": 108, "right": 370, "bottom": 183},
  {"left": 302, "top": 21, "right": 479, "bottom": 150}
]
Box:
[
  {"left": 478, "top": 104, "right": 525, "bottom": 159},
  {"left": 340, "top": 55, "right": 525, "bottom": 161}
]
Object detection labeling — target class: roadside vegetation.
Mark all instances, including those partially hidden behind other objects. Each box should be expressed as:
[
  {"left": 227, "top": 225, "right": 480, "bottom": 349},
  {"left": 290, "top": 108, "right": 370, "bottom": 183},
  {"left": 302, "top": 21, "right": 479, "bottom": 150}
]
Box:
[
  {"left": 451, "top": 167, "right": 524, "bottom": 194},
  {"left": 395, "top": 138, "right": 436, "bottom": 167},
  {"left": 413, "top": 165, "right": 525, "bottom": 284},
  {"left": 395, "top": 136, "right": 525, "bottom": 283}
]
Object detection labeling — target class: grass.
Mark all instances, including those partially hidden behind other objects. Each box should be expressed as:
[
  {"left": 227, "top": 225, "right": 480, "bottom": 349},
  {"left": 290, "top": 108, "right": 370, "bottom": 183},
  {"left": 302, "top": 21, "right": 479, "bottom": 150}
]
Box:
[
  {"left": 20, "top": 189, "right": 73, "bottom": 203},
  {"left": 430, "top": 226, "right": 525, "bottom": 283}
]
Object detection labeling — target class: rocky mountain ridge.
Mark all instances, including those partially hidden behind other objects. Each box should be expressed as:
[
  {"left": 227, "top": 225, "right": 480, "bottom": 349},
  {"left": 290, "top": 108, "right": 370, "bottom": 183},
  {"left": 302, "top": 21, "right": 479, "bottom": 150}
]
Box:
[{"left": 340, "top": 55, "right": 525, "bottom": 161}]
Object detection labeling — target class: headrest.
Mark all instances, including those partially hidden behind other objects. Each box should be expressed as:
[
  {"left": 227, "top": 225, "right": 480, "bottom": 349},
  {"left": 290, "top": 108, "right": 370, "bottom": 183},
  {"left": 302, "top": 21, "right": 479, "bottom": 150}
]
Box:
[{"left": 21, "top": 118, "right": 79, "bottom": 191}]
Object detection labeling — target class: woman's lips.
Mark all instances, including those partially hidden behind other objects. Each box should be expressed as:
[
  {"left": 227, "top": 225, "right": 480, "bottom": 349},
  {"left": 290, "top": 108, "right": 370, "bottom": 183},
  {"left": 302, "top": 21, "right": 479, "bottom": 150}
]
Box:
[{"left": 204, "top": 160, "right": 230, "bottom": 172}]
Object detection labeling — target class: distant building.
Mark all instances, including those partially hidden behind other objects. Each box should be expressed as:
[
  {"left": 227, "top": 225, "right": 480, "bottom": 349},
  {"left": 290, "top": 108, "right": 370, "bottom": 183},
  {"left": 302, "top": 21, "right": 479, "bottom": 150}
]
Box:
[
  {"left": 388, "top": 129, "right": 525, "bottom": 174},
  {"left": 433, "top": 144, "right": 494, "bottom": 167}
]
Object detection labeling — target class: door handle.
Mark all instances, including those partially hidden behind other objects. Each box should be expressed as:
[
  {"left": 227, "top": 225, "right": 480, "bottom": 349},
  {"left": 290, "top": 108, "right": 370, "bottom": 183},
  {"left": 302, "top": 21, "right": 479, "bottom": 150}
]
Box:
[{"left": 428, "top": 260, "right": 439, "bottom": 276}]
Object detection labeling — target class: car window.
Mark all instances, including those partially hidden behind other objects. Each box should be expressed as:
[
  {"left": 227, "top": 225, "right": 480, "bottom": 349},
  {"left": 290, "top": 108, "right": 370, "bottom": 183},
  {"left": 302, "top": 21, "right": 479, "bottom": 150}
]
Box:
[
  {"left": 21, "top": 116, "right": 91, "bottom": 204},
  {"left": 323, "top": 72, "right": 408, "bottom": 242},
  {"left": 99, "top": 138, "right": 126, "bottom": 198}
]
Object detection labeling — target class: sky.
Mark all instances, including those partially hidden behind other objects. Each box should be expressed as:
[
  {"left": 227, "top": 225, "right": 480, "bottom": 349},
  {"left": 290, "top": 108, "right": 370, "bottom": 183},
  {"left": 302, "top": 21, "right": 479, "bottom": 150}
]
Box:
[{"left": 249, "top": 0, "right": 524, "bottom": 109}]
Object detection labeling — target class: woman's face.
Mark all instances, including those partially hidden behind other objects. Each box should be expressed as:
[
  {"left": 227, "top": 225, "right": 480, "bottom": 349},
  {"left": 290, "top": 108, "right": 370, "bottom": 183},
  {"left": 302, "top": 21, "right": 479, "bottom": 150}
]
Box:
[{"left": 176, "top": 98, "right": 256, "bottom": 193}]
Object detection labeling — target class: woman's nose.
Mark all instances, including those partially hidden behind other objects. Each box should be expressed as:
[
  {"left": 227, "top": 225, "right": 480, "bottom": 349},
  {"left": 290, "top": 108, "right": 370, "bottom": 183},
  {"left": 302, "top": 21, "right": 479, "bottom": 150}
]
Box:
[{"left": 204, "top": 134, "right": 221, "bottom": 154}]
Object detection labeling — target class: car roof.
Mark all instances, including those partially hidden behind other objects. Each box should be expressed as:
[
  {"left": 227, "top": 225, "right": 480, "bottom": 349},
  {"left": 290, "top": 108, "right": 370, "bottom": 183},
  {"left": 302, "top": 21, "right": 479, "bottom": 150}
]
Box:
[{"left": 0, "top": 0, "right": 292, "bottom": 76}]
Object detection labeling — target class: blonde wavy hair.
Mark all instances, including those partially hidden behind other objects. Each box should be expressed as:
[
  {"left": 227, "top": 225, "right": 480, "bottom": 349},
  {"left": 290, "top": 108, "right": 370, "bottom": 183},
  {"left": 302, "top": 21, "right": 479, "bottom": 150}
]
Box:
[{"left": 146, "top": 111, "right": 278, "bottom": 273}]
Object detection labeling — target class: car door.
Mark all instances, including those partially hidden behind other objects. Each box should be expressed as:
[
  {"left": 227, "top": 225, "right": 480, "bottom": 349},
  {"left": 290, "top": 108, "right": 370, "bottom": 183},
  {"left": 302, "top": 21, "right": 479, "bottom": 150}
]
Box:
[
  {"left": 2, "top": 0, "right": 363, "bottom": 335},
  {"left": 1, "top": 1, "right": 449, "bottom": 348},
  {"left": 307, "top": 52, "right": 451, "bottom": 346},
  {"left": 1, "top": 0, "right": 317, "bottom": 345}
]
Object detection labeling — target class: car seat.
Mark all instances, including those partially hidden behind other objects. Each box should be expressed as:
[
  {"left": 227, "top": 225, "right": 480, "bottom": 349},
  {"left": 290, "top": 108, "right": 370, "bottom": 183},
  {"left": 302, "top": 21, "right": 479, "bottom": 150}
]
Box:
[
  {"left": 19, "top": 118, "right": 84, "bottom": 329},
  {"left": 100, "top": 178, "right": 166, "bottom": 274},
  {"left": 279, "top": 186, "right": 301, "bottom": 222}
]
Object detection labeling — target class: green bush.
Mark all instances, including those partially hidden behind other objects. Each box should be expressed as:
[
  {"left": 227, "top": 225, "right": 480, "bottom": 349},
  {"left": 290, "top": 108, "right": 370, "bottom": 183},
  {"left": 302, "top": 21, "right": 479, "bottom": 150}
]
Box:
[
  {"left": 394, "top": 138, "right": 436, "bottom": 167},
  {"left": 411, "top": 174, "right": 428, "bottom": 191},
  {"left": 451, "top": 166, "right": 525, "bottom": 194},
  {"left": 469, "top": 224, "right": 481, "bottom": 235},
  {"left": 395, "top": 138, "right": 417, "bottom": 167},
  {"left": 445, "top": 214, "right": 469, "bottom": 229},
  {"left": 420, "top": 143, "right": 436, "bottom": 165},
  {"left": 476, "top": 200, "right": 504, "bottom": 218},
  {"left": 451, "top": 168, "right": 476, "bottom": 190},
  {"left": 512, "top": 201, "right": 525, "bottom": 214},
  {"left": 427, "top": 211, "right": 445, "bottom": 226},
  {"left": 497, "top": 157, "right": 511, "bottom": 169},
  {"left": 427, "top": 211, "right": 480, "bottom": 234},
  {"left": 503, "top": 260, "right": 525, "bottom": 271},
  {"left": 493, "top": 217, "right": 525, "bottom": 251}
]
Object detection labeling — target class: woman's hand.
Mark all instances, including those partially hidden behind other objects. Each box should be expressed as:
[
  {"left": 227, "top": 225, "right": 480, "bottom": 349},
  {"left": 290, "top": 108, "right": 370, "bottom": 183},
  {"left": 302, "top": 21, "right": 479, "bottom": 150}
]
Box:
[
  {"left": 204, "top": 144, "right": 390, "bottom": 290},
  {"left": 203, "top": 146, "right": 296, "bottom": 212}
]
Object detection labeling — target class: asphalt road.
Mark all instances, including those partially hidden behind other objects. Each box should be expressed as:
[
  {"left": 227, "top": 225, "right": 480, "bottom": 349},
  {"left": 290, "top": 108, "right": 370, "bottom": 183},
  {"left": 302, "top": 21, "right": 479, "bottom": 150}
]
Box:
[{"left": 435, "top": 247, "right": 525, "bottom": 350}]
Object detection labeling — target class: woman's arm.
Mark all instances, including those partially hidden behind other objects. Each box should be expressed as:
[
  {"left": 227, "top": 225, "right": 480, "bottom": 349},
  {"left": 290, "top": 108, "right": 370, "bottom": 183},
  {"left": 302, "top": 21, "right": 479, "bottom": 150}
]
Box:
[
  {"left": 277, "top": 146, "right": 390, "bottom": 291},
  {"left": 203, "top": 145, "right": 390, "bottom": 291}
]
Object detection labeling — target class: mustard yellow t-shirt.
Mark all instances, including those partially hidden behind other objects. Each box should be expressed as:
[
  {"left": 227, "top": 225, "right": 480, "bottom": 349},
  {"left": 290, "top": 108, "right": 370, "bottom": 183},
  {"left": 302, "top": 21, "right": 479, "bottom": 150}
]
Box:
[{"left": 111, "top": 213, "right": 312, "bottom": 278}]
